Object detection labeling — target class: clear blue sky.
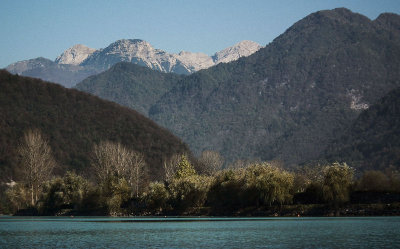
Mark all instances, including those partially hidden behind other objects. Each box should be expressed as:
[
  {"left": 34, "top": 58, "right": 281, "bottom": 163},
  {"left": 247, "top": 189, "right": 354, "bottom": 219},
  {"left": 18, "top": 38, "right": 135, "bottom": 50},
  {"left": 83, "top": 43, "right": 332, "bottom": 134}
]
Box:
[{"left": 1, "top": 0, "right": 399, "bottom": 68}]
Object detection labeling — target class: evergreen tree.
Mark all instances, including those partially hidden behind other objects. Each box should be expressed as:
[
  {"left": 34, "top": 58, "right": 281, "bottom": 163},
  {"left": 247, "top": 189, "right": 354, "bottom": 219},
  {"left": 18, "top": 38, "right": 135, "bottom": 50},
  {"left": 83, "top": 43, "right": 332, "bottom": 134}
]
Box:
[{"left": 175, "top": 155, "right": 196, "bottom": 179}]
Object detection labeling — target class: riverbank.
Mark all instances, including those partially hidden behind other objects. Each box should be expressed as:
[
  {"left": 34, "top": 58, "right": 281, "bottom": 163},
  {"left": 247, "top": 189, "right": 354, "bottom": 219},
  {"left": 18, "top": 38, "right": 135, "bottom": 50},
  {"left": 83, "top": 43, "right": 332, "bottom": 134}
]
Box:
[{"left": 10, "top": 202, "right": 400, "bottom": 217}]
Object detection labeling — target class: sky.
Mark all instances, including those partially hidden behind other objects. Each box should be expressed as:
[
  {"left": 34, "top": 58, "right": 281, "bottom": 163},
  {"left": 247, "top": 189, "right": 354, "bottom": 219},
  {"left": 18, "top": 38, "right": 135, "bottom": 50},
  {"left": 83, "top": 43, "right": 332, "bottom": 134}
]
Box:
[{"left": 1, "top": 0, "right": 400, "bottom": 68}]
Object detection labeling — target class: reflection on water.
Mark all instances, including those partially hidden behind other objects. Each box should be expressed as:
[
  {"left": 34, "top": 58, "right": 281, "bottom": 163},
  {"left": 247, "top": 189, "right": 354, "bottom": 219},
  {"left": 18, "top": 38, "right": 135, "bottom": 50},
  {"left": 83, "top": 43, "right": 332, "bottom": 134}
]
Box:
[{"left": 1, "top": 216, "right": 399, "bottom": 248}]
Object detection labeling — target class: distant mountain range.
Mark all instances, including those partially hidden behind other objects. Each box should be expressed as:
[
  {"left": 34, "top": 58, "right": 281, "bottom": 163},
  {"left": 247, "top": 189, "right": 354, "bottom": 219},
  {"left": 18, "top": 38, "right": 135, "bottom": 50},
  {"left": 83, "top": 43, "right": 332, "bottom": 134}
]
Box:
[
  {"left": 5, "top": 40, "right": 261, "bottom": 87},
  {"left": 0, "top": 70, "right": 190, "bottom": 182},
  {"left": 76, "top": 8, "right": 400, "bottom": 170}
]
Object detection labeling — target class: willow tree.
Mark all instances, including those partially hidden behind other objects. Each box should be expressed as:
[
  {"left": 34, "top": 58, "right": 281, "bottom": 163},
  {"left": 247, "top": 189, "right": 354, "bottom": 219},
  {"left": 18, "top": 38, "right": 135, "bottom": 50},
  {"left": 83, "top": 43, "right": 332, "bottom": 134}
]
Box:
[
  {"left": 244, "top": 163, "right": 294, "bottom": 207},
  {"left": 18, "top": 129, "right": 56, "bottom": 206},
  {"left": 322, "top": 162, "right": 354, "bottom": 208}
]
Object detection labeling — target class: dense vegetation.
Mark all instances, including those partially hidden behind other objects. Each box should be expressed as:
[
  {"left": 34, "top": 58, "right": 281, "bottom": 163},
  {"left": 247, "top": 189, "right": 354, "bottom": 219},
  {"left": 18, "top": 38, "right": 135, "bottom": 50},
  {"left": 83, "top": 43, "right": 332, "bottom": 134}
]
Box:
[
  {"left": 76, "top": 62, "right": 184, "bottom": 115},
  {"left": 2, "top": 144, "right": 399, "bottom": 216},
  {"left": 326, "top": 87, "right": 400, "bottom": 171},
  {"left": 0, "top": 70, "right": 190, "bottom": 184}
]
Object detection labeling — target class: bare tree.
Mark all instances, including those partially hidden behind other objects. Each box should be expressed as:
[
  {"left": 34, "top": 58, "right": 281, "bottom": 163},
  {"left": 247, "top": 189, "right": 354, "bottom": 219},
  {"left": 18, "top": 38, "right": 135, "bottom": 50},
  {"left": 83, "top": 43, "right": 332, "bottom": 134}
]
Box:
[
  {"left": 163, "top": 154, "right": 181, "bottom": 182},
  {"left": 126, "top": 152, "right": 146, "bottom": 197},
  {"left": 198, "top": 150, "right": 224, "bottom": 175},
  {"left": 92, "top": 141, "right": 117, "bottom": 184},
  {"left": 18, "top": 129, "right": 56, "bottom": 206},
  {"left": 227, "top": 159, "right": 249, "bottom": 169},
  {"left": 91, "top": 141, "right": 146, "bottom": 196}
]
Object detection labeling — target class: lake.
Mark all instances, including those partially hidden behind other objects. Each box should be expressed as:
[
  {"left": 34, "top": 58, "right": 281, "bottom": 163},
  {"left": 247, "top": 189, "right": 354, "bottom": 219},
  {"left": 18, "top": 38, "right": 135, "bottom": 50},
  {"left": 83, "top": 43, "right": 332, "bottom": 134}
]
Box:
[{"left": 1, "top": 216, "right": 399, "bottom": 248}]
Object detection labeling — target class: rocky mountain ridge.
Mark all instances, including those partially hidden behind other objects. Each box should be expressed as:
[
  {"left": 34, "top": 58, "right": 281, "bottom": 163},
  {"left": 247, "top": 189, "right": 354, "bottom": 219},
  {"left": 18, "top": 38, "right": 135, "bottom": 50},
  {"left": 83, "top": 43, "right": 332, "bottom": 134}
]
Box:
[
  {"left": 5, "top": 40, "right": 262, "bottom": 87},
  {"left": 55, "top": 44, "right": 96, "bottom": 65}
]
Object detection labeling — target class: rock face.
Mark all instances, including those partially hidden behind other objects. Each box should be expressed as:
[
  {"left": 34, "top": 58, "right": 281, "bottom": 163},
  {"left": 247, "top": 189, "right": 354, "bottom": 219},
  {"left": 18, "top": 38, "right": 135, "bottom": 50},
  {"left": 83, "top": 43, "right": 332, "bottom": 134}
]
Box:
[
  {"left": 174, "top": 51, "right": 215, "bottom": 73},
  {"left": 81, "top": 39, "right": 179, "bottom": 72},
  {"left": 55, "top": 44, "right": 96, "bottom": 65},
  {"left": 81, "top": 39, "right": 262, "bottom": 74},
  {"left": 212, "top": 40, "right": 263, "bottom": 64},
  {"left": 5, "top": 39, "right": 262, "bottom": 87}
]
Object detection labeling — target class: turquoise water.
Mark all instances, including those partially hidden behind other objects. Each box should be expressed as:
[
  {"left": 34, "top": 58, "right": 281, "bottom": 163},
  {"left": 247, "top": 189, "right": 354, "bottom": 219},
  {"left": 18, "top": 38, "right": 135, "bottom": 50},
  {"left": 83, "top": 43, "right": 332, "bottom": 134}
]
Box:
[{"left": 1, "top": 216, "right": 399, "bottom": 248}]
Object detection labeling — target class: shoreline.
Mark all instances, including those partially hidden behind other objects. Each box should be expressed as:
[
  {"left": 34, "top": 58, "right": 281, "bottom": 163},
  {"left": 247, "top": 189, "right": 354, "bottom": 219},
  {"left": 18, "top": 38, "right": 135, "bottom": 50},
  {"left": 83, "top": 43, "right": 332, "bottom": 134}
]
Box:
[{"left": 8, "top": 202, "right": 400, "bottom": 217}]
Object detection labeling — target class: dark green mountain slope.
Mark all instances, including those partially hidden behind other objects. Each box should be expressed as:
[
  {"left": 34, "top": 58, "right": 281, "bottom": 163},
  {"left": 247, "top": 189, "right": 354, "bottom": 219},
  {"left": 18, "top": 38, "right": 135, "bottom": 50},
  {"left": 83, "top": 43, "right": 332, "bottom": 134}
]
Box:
[
  {"left": 326, "top": 87, "right": 400, "bottom": 171},
  {"left": 0, "top": 70, "right": 189, "bottom": 181},
  {"left": 149, "top": 8, "right": 400, "bottom": 166},
  {"left": 75, "top": 62, "right": 184, "bottom": 115}
]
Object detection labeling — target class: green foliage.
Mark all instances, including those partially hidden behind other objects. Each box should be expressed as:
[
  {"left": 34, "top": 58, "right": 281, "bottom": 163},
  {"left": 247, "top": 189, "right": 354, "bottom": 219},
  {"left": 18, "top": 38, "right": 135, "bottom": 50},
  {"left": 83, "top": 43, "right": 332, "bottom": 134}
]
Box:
[
  {"left": 144, "top": 182, "right": 170, "bottom": 213},
  {"left": 3, "top": 162, "right": 400, "bottom": 216},
  {"left": 207, "top": 169, "right": 247, "bottom": 209},
  {"left": 322, "top": 163, "right": 354, "bottom": 207},
  {"left": 4, "top": 183, "right": 30, "bottom": 213},
  {"left": 40, "top": 172, "right": 91, "bottom": 215},
  {"left": 168, "top": 175, "right": 211, "bottom": 212},
  {"left": 244, "top": 163, "right": 294, "bottom": 206},
  {"left": 208, "top": 163, "right": 294, "bottom": 210},
  {"left": 175, "top": 155, "right": 196, "bottom": 179},
  {"left": 0, "top": 70, "right": 190, "bottom": 181},
  {"left": 106, "top": 178, "right": 132, "bottom": 215}
]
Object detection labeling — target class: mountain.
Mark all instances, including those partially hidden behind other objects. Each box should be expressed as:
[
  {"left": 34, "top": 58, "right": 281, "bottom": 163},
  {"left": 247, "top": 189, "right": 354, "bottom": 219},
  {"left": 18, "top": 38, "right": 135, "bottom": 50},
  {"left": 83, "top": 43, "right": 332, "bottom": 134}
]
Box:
[
  {"left": 148, "top": 8, "right": 400, "bottom": 166},
  {"left": 5, "top": 40, "right": 261, "bottom": 87},
  {"left": 80, "top": 39, "right": 178, "bottom": 72},
  {"left": 75, "top": 62, "right": 184, "bottom": 115},
  {"left": 174, "top": 51, "right": 215, "bottom": 73},
  {"left": 80, "top": 39, "right": 262, "bottom": 74},
  {"left": 55, "top": 44, "right": 96, "bottom": 65},
  {"left": 212, "top": 40, "right": 262, "bottom": 64},
  {"left": 326, "top": 87, "right": 400, "bottom": 171},
  {"left": 0, "top": 70, "right": 190, "bottom": 181},
  {"left": 5, "top": 57, "right": 100, "bottom": 88},
  {"left": 75, "top": 40, "right": 262, "bottom": 116}
]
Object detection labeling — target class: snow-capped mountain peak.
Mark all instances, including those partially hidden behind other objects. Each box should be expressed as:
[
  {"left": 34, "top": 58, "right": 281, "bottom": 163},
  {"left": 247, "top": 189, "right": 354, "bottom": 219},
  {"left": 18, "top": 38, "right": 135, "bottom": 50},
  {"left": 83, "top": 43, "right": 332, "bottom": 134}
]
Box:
[
  {"left": 213, "top": 40, "right": 262, "bottom": 64},
  {"left": 6, "top": 39, "right": 263, "bottom": 87},
  {"left": 55, "top": 44, "right": 96, "bottom": 65}
]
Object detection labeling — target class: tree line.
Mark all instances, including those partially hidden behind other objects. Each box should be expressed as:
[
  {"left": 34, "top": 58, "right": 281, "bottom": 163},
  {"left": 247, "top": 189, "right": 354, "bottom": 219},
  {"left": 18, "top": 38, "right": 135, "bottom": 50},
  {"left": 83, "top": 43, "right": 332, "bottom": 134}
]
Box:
[{"left": 1, "top": 129, "right": 399, "bottom": 216}]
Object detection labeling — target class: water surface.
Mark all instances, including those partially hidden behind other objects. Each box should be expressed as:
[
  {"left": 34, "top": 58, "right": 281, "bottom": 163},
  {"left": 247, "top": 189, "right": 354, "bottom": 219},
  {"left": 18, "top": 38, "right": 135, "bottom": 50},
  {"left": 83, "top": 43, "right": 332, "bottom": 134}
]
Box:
[{"left": 1, "top": 216, "right": 399, "bottom": 248}]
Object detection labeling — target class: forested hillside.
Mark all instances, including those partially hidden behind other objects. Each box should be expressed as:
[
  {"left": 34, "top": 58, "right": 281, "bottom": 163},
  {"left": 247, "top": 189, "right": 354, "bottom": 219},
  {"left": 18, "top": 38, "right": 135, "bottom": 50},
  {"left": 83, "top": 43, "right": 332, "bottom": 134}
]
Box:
[
  {"left": 326, "top": 87, "right": 400, "bottom": 171},
  {"left": 76, "top": 62, "right": 184, "bottom": 115},
  {"left": 149, "top": 8, "right": 400, "bottom": 166},
  {"left": 0, "top": 70, "right": 190, "bottom": 182}
]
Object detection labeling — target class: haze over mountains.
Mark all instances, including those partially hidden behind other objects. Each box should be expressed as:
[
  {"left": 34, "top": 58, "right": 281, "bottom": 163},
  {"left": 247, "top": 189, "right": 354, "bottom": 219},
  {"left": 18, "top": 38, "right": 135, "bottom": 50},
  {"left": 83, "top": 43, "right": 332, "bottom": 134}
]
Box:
[
  {"left": 77, "top": 8, "right": 400, "bottom": 170},
  {"left": 5, "top": 40, "right": 261, "bottom": 88}
]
